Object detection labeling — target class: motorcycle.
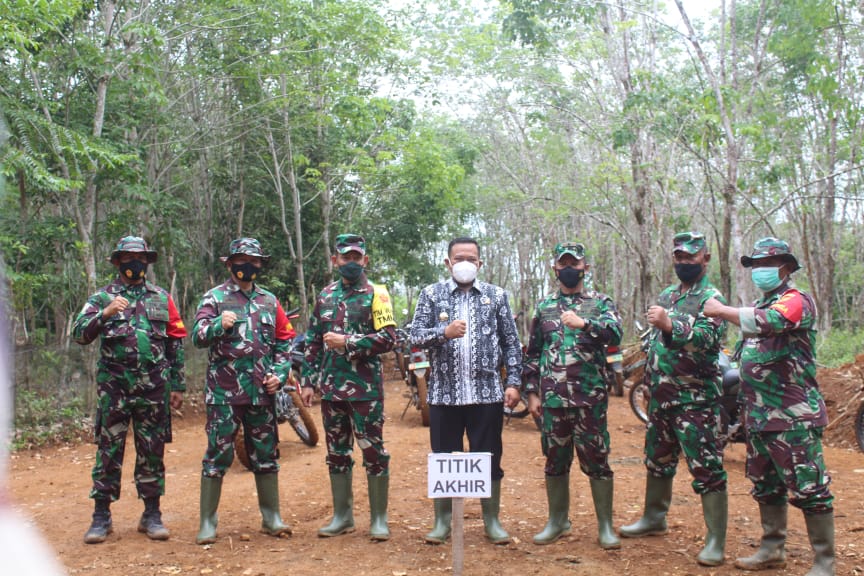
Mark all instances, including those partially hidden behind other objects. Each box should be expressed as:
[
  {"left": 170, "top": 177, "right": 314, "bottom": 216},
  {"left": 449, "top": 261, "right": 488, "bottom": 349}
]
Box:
[
  {"left": 396, "top": 326, "right": 430, "bottom": 427},
  {"left": 603, "top": 344, "right": 625, "bottom": 396},
  {"left": 235, "top": 319, "right": 320, "bottom": 471},
  {"left": 627, "top": 331, "right": 744, "bottom": 448}
]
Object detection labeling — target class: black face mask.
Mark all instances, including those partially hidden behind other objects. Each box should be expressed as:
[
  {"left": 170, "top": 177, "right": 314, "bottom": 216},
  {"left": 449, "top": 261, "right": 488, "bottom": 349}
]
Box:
[
  {"left": 231, "top": 262, "right": 261, "bottom": 282},
  {"left": 674, "top": 263, "right": 703, "bottom": 284},
  {"left": 557, "top": 267, "right": 584, "bottom": 289},
  {"left": 339, "top": 262, "right": 365, "bottom": 283},
  {"left": 119, "top": 260, "right": 147, "bottom": 281}
]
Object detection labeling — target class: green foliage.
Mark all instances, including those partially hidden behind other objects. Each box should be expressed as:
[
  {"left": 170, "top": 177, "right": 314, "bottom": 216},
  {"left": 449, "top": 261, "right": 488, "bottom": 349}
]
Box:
[{"left": 817, "top": 328, "right": 864, "bottom": 369}]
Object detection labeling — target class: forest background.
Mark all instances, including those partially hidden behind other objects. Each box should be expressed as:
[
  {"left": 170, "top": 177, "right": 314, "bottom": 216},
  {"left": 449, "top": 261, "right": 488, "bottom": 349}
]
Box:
[{"left": 2, "top": 0, "right": 864, "bottom": 446}]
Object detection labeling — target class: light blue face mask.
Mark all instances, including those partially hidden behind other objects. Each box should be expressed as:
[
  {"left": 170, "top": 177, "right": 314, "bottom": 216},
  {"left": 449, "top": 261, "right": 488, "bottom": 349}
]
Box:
[{"left": 751, "top": 267, "right": 783, "bottom": 292}]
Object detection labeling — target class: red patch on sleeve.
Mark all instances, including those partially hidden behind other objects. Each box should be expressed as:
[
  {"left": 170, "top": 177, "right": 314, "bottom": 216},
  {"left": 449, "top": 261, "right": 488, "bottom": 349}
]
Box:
[
  {"left": 771, "top": 291, "right": 803, "bottom": 324},
  {"left": 166, "top": 297, "right": 189, "bottom": 338},
  {"left": 275, "top": 302, "right": 297, "bottom": 340}
]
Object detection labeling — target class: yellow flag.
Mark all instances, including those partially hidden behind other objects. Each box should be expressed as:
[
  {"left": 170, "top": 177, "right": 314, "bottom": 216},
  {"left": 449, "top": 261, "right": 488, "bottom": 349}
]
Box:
[{"left": 371, "top": 284, "right": 397, "bottom": 330}]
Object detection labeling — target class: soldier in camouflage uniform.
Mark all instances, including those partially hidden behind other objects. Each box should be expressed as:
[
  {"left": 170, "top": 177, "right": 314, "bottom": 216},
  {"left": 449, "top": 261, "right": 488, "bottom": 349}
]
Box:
[
  {"left": 300, "top": 234, "right": 397, "bottom": 541},
  {"left": 620, "top": 232, "right": 729, "bottom": 567},
  {"left": 523, "top": 242, "right": 623, "bottom": 549},
  {"left": 73, "top": 236, "right": 187, "bottom": 544},
  {"left": 704, "top": 237, "right": 834, "bottom": 576},
  {"left": 192, "top": 238, "right": 295, "bottom": 545}
]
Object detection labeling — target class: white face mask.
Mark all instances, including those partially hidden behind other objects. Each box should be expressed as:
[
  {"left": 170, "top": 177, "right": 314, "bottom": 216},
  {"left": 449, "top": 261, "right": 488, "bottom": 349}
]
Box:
[{"left": 451, "top": 261, "right": 478, "bottom": 284}]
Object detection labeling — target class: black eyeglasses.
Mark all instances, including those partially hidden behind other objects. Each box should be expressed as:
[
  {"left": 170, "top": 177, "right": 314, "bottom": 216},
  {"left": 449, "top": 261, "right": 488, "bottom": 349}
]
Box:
[{"left": 673, "top": 232, "right": 704, "bottom": 243}]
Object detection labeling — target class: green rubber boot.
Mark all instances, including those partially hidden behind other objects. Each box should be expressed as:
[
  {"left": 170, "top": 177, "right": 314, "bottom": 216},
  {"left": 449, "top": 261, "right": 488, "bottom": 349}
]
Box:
[
  {"left": 734, "top": 503, "right": 787, "bottom": 570},
  {"left": 533, "top": 474, "right": 571, "bottom": 545},
  {"left": 318, "top": 471, "right": 356, "bottom": 537},
  {"left": 619, "top": 475, "right": 673, "bottom": 538},
  {"left": 424, "top": 498, "right": 452, "bottom": 544},
  {"left": 697, "top": 491, "right": 727, "bottom": 566},
  {"left": 804, "top": 511, "right": 835, "bottom": 576},
  {"left": 196, "top": 476, "right": 222, "bottom": 545},
  {"left": 255, "top": 473, "right": 292, "bottom": 537},
  {"left": 367, "top": 474, "right": 390, "bottom": 541},
  {"left": 481, "top": 480, "right": 510, "bottom": 545},
  {"left": 590, "top": 477, "right": 621, "bottom": 550}
]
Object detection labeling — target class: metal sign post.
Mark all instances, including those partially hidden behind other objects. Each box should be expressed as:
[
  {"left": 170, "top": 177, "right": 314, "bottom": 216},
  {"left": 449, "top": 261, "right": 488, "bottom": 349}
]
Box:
[{"left": 428, "top": 452, "right": 492, "bottom": 576}]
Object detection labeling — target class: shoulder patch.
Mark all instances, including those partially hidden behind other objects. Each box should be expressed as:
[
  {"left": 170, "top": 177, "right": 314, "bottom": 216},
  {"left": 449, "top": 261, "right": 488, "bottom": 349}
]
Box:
[{"left": 771, "top": 289, "right": 803, "bottom": 324}]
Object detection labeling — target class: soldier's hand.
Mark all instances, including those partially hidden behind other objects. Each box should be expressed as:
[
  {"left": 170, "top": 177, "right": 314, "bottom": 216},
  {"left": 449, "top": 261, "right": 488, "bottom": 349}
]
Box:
[
  {"left": 646, "top": 305, "right": 672, "bottom": 333},
  {"left": 560, "top": 310, "right": 585, "bottom": 329},
  {"left": 263, "top": 373, "right": 281, "bottom": 394},
  {"left": 504, "top": 386, "right": 521, "bottom": 409},
  {"left": 703, "top": 297, "right": 723, "bottom": 318},
  {"left": 102, "top": 296, "right": 129, "bottom": 320},
  {"left": 527, "top": 392, "right": 542, "bottom": 420},
  {"left": 323, "top": 331, "right": 348, "bottom": 351},
  {"left": 444, "top": 319, "right": 467, "bottom": 339},
  {"left": 300, "top": 387, "right": 315, "bottom": 407},
  {"left": 221, "top": 311, "right": 238, "bottom": 330},
  {"left": 170, "top": 391, "right": 184, "bottom": 410}
]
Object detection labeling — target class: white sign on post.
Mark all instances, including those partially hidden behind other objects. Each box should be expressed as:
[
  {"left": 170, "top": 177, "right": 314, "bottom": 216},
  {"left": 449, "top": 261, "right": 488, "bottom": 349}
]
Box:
[{"left": 427, "top": 452, "right": 492, "bottom": 499}]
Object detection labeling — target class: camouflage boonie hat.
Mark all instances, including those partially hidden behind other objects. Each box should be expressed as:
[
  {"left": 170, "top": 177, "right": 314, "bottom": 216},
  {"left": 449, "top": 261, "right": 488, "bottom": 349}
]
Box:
[
  {"left": 220, "top": 237, "right": 270, "bottom": 262},
  {"left": 554, "top": 242, "right": 585, "bottom": 261},
  {"left": 109, "top": 236, "right": 157, "bottom": 264},
  {"left": 672, "top": 231, "right": 706, "bottom": 254},
  {"left": 335, "top": 233, "right": 366, "bottom": 255},
  {"left": 741, "top": 237, "right": 800, "bottom": 272}
]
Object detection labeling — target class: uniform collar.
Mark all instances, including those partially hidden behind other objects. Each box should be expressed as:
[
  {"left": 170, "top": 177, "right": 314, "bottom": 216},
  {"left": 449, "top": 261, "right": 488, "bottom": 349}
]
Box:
[{"left": 446, "top": 277, "right": 479, "bottom": 294}]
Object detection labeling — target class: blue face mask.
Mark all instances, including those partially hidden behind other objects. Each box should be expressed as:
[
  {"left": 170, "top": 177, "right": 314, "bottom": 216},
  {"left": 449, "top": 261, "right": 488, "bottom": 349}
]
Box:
[{"left": 751, "top": 267, "right": 783, "bottom": 292}]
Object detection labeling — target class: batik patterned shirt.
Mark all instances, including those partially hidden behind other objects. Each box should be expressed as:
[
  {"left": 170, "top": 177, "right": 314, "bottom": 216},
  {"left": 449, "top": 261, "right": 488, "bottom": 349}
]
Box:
[{"left": 410, "top": 278, "right": 522, "bottom": 406}]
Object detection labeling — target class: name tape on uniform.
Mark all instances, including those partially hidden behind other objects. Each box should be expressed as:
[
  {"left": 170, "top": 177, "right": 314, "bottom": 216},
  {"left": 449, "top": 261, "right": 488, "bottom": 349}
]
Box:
[{"left": 427, "top": 452, "right": 492, "bottom": 498}]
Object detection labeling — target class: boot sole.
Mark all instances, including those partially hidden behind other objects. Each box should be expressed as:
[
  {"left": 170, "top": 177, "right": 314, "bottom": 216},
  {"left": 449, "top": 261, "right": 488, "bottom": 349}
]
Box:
[
  {"left": 424, "top": 532, "right": 451, "bottom": 544},
  {"left": 318, "top": 526, "right": 355, "bottom": 537},
  {"left": 734, "top": 560, "right": 786, "bottom": 571},
  {"left": 196, "top": 535, "right": 217, "bottom": 545},
  {"left": 619, "top": 528, "right": 668, "bottom": 538},
  {"left": 84, "top": 525, "right": 114, "bottom": 544},
  {"left": 533, "top": 528, "right": 572, "bottom": 545},
  {"left": 262, "top": 527, "right": 293, "bottom": 537},
  {"left": 370, "top": 533, "right": 390, "bottom": 541}
]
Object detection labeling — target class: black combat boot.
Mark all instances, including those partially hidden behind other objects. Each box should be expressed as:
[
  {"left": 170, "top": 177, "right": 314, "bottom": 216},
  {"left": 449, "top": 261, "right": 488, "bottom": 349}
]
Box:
[
  {"left": 138, "top": 496, "right": 170, "bottom": 540},
  {"left": 83, "top": 498, "right": 113, "bottom": 544}
]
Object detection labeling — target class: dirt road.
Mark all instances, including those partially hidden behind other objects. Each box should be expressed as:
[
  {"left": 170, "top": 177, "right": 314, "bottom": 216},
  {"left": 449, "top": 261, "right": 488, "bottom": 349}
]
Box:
[{"left": 8, "top": 372, "right": 864, "bottom": 576}]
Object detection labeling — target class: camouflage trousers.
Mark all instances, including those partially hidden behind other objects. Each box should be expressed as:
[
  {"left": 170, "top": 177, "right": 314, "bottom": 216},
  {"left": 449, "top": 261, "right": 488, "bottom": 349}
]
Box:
[
  {"left": 745, "top": 426, "right": 833, "bottom": 513},
  {"left": 644, "top": 404, "right": 727, "bottom": 494},
  {"left": 321, "top": 399, "right": 389, "bottom": 476},
  {"left": 202, "top": 404, "right": 279, "bottom": 477},
  {"left": 541, "top": 404, "right": 612, "bottom": 479},
  {"left": 90, "top": 383, "right": 170, "bottom": 501}
]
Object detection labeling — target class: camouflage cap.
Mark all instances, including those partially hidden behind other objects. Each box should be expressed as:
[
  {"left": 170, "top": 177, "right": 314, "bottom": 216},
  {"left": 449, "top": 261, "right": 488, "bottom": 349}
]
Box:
[
  {"left": 335, "top": 233, "right": 366, "bottom": 255},
  {"left": 672, "top": 231, "right": 706, "bottom": 254},
  {"left": 740, "top": 237, "right": 800, "bottom": 271},
  {"left": 554, "top": 242, "right": 585, "bottom": 261},
  {"left": 220, "top": 237, "right": 270, "bottom": 262},
  {"left": 109, "top": 236, "right": 157, "bottom": 264}
]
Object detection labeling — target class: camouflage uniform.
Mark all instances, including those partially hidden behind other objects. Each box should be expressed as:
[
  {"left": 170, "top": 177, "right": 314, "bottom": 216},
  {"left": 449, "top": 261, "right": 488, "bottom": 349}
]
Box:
[
  {"left": 738, "top": 240, "right": 832, "bottom": 513},
  {"left": 192, "top": 239, "right": 295, "bottom": 476},
  {"left": 523, "top": 285, "right": 622, "bottom": 479},
  {"left": 302, "top": 241, "right": 397, "bottom": 476},
  {"left": 643, "top": 273, "right": 728, "bottom": 494},
  {"left": 73, "top": 239, "right": 187, "bottom": 503}
]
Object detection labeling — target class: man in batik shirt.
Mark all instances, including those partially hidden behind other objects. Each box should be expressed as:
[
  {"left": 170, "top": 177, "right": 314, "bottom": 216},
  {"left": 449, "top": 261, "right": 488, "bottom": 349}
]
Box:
[
  {"left": 704, "top": 237, "right": 834, "bottom": 576},
  {"left": 301, "top": 234, "right": 397, "bottom": 541},
  {"left": 523, "top": 242, "right": 623, "bottom": 549},
  {"left": 410, "top": 236, "right": 522, "bottom": 545},
  {"left": 193, "top": 237, "right": 294, "bottom": 545},
  {"left": 73, "top": 236, "right": 186, "bottom": 544},
  {"left": 620, "top": 231, "right": 729, "bottom": 567}
]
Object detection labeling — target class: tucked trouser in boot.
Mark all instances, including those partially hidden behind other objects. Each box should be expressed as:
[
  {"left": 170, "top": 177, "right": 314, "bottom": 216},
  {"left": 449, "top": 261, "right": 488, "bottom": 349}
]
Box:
[
  {"left": 367, "top": 474, "right": 389, "bottom": 541},
  {"left": 619, "top": 475, "right": 673, "bottom": 537},
  {"left": 83, "top": 498, "right": 113, "bottom": 544},
  {"left": 196, "top": 476, "right": 223, "bottom": 545},
  {"left": 425, "top": 498, "right": 452, "bottom": 544},
  {"left": 697, "top": 491, "right": 727, "bottom": 566},
  {"left": 590, "top": 478, "right": 621, "bottom": 549},
  {"left": 319, "top": 471, "right": 355, "bottom": 537},
  {"left": 804, "top": 511, "right": 835, "bottom": 576},
  {"left": 255, "top": 473, "right": 292, "bottom": 537},
  {"left": 138, "top": 496, "right": 170, "bottom": 540},
  {"left": 533, "top": 474, "right": 571, "bottom": 545},
  {"left": 482, "top": 479, "right": 510, "bottom": 544},
  {"left": 734, "top": 503, "right": 787, "bottom": 570}
]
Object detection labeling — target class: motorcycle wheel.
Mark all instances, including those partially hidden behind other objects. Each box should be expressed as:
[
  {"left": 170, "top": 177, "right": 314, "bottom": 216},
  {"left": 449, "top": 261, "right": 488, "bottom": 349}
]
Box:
[
  {"left": 628, "top": 379, "right": 650, "bottom": 424},
  {"left": 234, "top": 425, "right": 253, "bottom": 471},
  {"left": 855, "top": 400, "right": 864, "bottom": 453},
  {"left": 287, "top": 389, "right": 319, "bottom": 447},
  {"left": 415, "top": 373, "right": 430, "bottom": 427}
]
